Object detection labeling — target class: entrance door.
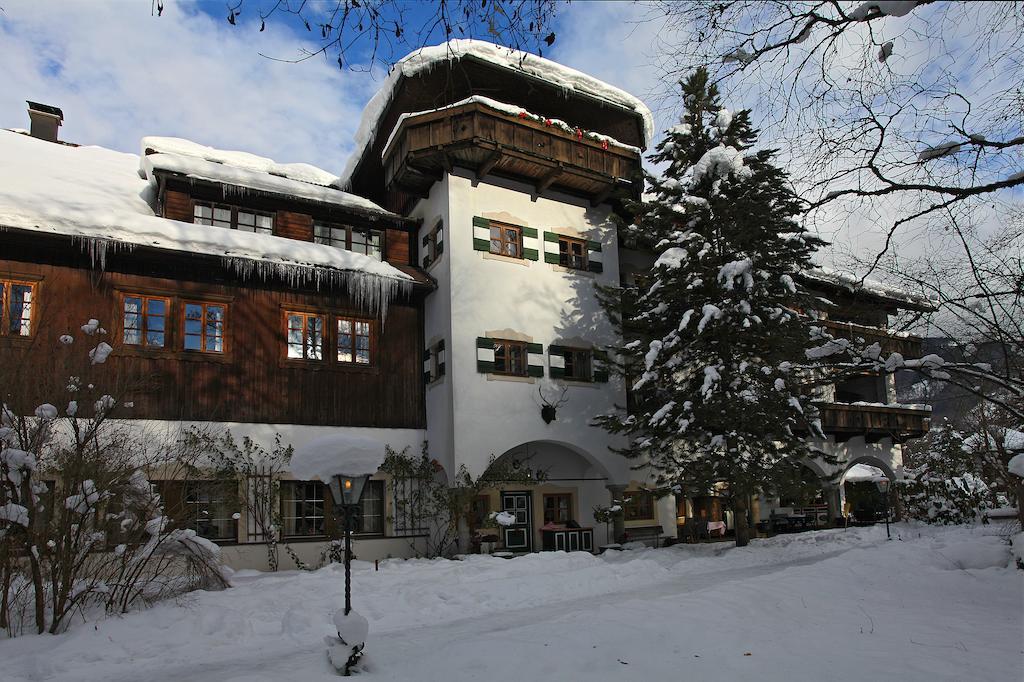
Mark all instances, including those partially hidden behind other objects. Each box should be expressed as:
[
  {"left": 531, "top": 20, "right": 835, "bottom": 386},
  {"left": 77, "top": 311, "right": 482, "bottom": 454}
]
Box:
[{"left": 501, "top": 491, "right": 533, "bottom": 552}]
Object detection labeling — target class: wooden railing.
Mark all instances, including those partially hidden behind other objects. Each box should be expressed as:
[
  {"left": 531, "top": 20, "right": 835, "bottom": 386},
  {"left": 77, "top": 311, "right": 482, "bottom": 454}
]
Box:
[
  {"left": 815, "top": 402, "right": 931, "bottom": 442},
  {"left": 820, "top": 320, "right": 923, "bottom": 359},
  {"left": 382, "top": 101, "right": 641, "bottom": 203}
]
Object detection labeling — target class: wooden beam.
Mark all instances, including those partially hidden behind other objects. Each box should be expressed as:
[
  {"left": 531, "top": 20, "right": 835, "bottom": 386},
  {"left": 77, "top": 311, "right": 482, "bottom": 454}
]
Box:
[
  {"left": 407, "top": 159, "right": 442, "bottom": 182},
  {"left": 477, "top": 146, "right": 503, "bottom": 180},
  {"left": 535, "top": 163, "right": 563, "bottom": 195},
  {"left": 438, "top": 146, "right": 454, "bottom": 174}
]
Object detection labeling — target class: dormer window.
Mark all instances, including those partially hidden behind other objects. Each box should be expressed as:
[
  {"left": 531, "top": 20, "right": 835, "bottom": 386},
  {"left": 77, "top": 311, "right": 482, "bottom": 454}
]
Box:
[
  {"left": 313, "top": 221, "right": 383, "bottom": 260},
  {"left": 193, "top": 201, "right": 273, "bottom": 235}
]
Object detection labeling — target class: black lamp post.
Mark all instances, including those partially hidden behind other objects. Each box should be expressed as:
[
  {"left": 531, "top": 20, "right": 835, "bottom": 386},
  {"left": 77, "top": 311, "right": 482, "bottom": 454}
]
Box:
[
  {"left": 328, "top": 472, "right": 371, "bottom": 617},
  {"left": 875, "top": 477, "right": 891, "bottom": 540}
]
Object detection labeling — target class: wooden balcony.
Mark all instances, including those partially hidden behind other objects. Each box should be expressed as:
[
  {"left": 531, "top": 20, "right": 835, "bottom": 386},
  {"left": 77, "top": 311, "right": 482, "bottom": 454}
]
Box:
[
  {"left": 382, "top": 101, "right": 642, "bottom": 204},
  {"left": 821, "top": 320, "right": 923, "bottom": 359},
  {"left": 815, "top": 402, "right": 931, "bottom": 443}
]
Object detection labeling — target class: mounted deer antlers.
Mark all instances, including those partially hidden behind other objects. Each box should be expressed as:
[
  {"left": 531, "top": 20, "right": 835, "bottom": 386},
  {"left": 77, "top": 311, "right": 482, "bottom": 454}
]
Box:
[{"left": 538, "top": 385, "right": 569, "bottom": 424}]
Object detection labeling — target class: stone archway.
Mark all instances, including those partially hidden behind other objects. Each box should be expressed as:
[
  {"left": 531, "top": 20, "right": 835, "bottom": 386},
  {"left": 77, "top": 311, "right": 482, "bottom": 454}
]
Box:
[
  {"left": 839, "top": 456, "right": 898, "bottom": 524},
  {"left": 483, "top": 440, "right": 614, "bottom": 551}
]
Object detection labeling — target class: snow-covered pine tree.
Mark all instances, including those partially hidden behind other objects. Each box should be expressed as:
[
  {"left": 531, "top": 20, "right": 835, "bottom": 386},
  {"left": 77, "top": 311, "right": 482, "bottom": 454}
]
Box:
[{"left": 596, "top": 68, "right": 836, "bottom": 547}]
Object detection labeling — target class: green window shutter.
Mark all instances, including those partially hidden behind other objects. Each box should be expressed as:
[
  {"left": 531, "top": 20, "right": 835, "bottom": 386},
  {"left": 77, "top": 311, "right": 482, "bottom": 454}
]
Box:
[
  {"left": 593, "top": 369, "right": 609, "bottom": 383},
  {"left": 436, "top": 241, "right": 444, "bottom": 254},
  {"left": 588, "top": 260, "right": 604, "bottom": 273},
  {"left": 523, "top": 248, "right": 539, "bottom": 261},
  {"left": 528, "top": 365, "right": 544, "bottom": 378},
  {"left": 473, "top": 216, "right": 491, "bottom": 251},
  {"left": 522, "top": 226, "right": 538, "bottom": 239},
  {"left": 549, "top": 366, "right": 565, "bottom": 379},
  {"left": 423, "top": 348, "right": 433, "bottom": 361},
  {"left": 422, "top": 233, "right": 430, "bottom": 246},
  {"left": 543, "top": 231, "right": 559, "bottom": 243},
  {"left": 587, "top": 240, "right": 602, "bottom": 252},
  {"left": 423, "top": 254, "right": 432, "bottom": 267},
  {"left": 476, "top": 336, "right": 493, "bottom": 349},
  {"left": 438, "top": 362, "right": 446, "bottom": 376},
  {"left": 526, "top": 342, "right": 543, "bottom": 354},
  {"left": 544, "top": 252, "right": 560, "bottom": 264},
  {"left": 424, "top": 370, "right": 433, "bottom": 383},
  {"left": 477, "top": 359, "right": 495, "bottom": 373}
]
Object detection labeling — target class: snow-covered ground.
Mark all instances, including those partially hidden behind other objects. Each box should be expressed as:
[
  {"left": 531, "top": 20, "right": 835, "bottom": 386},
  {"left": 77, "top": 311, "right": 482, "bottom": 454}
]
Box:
[{"left": 3, "top": 524, "right": 1020, "bottom": 681}]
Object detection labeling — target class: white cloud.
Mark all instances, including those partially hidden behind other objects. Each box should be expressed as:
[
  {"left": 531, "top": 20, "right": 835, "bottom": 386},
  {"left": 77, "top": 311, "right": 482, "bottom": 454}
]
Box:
[{"left": 0, "top": 0, "right": 375, "bottom": 173}]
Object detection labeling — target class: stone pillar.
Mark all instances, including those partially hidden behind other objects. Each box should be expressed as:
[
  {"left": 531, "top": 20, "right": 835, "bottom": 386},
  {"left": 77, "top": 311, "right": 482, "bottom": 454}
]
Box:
[
  {"left": 825, "top": 484, "right": 842, "bottom": 527},
  {"left": 606, "top": 484, "right": 627, "bottom": 545}
]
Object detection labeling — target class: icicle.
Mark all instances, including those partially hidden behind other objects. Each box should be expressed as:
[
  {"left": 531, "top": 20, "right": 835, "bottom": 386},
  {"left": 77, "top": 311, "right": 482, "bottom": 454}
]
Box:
[{"left": 220, "top": 256, "right": 411, "bottom": 323}]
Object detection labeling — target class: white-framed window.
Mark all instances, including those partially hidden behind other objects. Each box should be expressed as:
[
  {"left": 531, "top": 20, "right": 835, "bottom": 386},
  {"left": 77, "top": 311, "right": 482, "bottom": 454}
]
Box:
[
  {"left": 193, "top": 202, "right": 273, "bottom": 234},
  {"left": 314, "top": 222, "right": 383, "bottom": 260}
]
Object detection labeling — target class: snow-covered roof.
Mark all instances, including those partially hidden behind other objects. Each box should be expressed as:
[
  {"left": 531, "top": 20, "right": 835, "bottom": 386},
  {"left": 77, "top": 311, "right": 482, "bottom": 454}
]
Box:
[
  {"left": 843, "top": 463, "right": 888, "bottom": 483},
  {"left": 339, "top": 39, "right": 655, "bottom": 188},
  {"left": 802, "top": 267, "right": 937, "bottom": 311},
  {"left": 140, "top": 136, "right": 392, "bottom": 217},
  {"left": 141, "top": 136, "right": 338, "bottom": 186},
  {"left": 0, "top": 131, "right": 412, "bottom": 315}
]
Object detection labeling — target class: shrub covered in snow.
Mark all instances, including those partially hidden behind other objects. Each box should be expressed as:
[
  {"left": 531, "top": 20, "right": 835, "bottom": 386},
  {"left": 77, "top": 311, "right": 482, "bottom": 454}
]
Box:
[
  {"left": 899, "top": 425, "right": 997, "bottom": 525},
  {"left": 0, "top": 320, "right": 228, "bottom": 637}
]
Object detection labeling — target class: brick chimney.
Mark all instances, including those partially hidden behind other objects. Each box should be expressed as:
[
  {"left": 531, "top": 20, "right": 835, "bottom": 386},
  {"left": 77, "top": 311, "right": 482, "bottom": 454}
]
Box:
[{"left": 26, "top": 101, "right": 63, "bottom": 143}]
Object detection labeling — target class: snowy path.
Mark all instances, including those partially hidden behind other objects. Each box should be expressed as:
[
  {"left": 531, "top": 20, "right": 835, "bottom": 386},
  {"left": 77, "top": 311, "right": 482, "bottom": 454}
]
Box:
[
  {"left": 115, "top": 548, "right": 854, "bottom": 682},
  {"left": 4, "top": 525, "right": 1021, "bottom": 681}
]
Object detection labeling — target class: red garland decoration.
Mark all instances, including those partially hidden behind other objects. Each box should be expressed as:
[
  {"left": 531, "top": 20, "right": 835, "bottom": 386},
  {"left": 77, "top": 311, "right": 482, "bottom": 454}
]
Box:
[
  {"left": 601, "top": 140, "right": 609, "bottom": 150},
  {"left": 544, "top": 118, "right": 552, "bottom": 126},
  {"left": 575, "top": 127, "right": 583, "bottom": 140},
  {"left": 518, "top": 111, "right": 528, "bottom": 119}
]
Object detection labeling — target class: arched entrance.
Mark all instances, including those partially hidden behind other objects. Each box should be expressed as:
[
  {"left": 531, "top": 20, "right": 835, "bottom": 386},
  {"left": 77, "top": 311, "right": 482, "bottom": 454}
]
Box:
[
  {"left": 839, "top": 456, "right": 897, "bottom": 525},
  {"left": 478, "top": 441, "right": 611, "bottom": 553}
]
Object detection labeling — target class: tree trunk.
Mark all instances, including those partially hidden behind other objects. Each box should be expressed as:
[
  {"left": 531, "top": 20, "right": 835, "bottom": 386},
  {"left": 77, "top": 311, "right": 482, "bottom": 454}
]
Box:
[{"left": 733, "top": 493, "right": 751, "bottom": 548}]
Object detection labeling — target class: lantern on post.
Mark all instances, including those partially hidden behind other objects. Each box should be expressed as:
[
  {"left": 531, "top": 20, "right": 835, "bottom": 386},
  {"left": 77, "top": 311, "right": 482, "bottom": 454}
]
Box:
[
  {"left": 875, "top": 477, "right": 891, "bottom": 540},
  {"left": 328, "top": 471, "right": 372, "bottom": 676}
]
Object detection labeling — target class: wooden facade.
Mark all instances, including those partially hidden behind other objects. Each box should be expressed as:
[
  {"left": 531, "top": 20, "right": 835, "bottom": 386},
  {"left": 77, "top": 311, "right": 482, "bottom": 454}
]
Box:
[
  {"left": 347, "top": 56, "right": 648, "bottom": 208},
  {"left": 816, "top": 402, "right": 930, "bottom": 442},
  {"left": 382, "top": 101, "right": 642, "bottom": 207},
  {"left": 0, "top": 230, "right": 426, "bottom": 429}
]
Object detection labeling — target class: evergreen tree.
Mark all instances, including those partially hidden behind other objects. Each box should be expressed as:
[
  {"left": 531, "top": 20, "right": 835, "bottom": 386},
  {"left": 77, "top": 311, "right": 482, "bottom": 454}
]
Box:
[
  {"left": 596, "top": 68, "right": 835, "bottom": 547},
  {"left": 899, "top": 424, "right": 996, "bottom": 525}
]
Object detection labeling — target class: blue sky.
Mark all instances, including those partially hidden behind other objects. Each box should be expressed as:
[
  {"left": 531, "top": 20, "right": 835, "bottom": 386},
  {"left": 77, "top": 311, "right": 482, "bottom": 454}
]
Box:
[{"left": 0, "top": 1, "right": 672, "bottom": 174}]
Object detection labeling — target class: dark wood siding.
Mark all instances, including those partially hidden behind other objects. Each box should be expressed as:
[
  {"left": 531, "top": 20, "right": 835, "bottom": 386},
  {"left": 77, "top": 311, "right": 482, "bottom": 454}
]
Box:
[
  {"left": 0, "top": 253, "right": 424, "bottom": 429},
  {"left": 164, "top": 190, "right": 192, "bottom": 222},
  {"left": 276, "top": 210, "right": 314, "bottom": 241},
  {"left": 385, "top": 228, "right": 410, "bottom": 266}
]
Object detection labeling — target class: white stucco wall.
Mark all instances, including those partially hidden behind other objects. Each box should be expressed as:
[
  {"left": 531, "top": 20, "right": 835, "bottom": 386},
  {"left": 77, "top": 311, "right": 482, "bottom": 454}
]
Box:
[{"left": 421, "top": 170, "right": 631, "bottom": 483}]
